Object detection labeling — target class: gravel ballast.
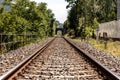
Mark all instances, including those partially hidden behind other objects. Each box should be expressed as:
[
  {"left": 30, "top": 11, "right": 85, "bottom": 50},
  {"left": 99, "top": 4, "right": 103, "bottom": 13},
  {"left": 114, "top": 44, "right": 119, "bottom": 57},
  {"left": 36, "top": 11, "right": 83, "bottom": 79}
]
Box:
[
  {"left": 68, "top": 38, "right": 120, "bottom": 76},
  {"left": 0, "top": 38, "right": 53, "bottom": 76}
]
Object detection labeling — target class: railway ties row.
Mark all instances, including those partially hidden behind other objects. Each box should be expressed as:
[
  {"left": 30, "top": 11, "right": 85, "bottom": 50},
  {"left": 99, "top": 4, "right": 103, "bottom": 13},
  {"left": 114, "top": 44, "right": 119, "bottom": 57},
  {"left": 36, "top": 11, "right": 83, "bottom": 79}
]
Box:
[
  {"left": 13, "top": 38, "right": 103, "bottom": 80},
  {"left": 0, "top": 37, "right": 120, "bottom": 80}
]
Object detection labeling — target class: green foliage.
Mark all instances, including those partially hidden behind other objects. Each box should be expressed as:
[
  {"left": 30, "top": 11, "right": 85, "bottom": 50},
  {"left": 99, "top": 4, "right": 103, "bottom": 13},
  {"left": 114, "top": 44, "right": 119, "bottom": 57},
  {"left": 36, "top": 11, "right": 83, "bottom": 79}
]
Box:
[
  {"left": 94, "top": 18, "right": 99, "bottom": 29},
  {"left": 0, "top": 0, "right": 56, "bottom": 54},
  {"left": 0, "top": 7, "right": 4, "bottom": 13},
  {"left": 0, "top": 12, "right": 30, "bottom": 34},
  {"left": 65, "top": 0, "right": 117, "bottom": 38},
  {"left": 0, "top": 0, "right": 55, "bottom": 38},
  {"left": 84, "top": 26, "right": 93, "bottom": 38}
]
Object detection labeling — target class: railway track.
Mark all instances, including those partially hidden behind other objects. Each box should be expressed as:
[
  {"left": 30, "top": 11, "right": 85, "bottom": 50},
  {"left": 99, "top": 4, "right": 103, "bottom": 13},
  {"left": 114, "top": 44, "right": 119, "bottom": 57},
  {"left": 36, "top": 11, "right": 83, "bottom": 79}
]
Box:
[{"left": 0, "top": 37, "right": 120, "bottom": 80}]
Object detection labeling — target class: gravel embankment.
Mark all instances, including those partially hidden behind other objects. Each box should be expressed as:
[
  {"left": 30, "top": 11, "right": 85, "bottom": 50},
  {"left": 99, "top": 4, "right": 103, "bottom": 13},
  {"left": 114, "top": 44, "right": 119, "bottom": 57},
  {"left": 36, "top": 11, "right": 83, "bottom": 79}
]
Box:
[
  {"left": 68, "top": 38, "right": 120, "bottom": 76},
  {"left": 0, "top": 38, "right": 53, "bottom": 76}
]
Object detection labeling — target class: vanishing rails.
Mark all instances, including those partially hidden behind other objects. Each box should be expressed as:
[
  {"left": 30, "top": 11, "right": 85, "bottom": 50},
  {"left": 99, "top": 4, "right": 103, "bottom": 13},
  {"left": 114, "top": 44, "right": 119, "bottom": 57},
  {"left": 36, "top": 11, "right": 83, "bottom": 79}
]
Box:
[{"left": 0, "top": 37, "right": 120, "bottom": 80}]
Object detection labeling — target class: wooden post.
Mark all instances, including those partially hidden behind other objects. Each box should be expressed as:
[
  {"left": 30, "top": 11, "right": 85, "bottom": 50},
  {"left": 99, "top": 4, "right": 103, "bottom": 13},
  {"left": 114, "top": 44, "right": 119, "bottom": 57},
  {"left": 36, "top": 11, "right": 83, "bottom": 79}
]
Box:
[
  {"left": 103, "top": 32, "right": 108, "bottom": 49},
  {"left": 0, "top": 34, "right": 2, "bottom": 53},
  {"left": 96, "top": 26, "right": 99, "bottom": 43}
]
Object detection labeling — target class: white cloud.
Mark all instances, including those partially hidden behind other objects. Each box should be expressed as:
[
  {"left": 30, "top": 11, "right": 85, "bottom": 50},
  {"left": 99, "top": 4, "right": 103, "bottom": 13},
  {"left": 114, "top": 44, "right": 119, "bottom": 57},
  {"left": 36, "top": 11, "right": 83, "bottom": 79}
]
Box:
[{"left": 30, "top": 0, "right": 68, "bottom": 23}]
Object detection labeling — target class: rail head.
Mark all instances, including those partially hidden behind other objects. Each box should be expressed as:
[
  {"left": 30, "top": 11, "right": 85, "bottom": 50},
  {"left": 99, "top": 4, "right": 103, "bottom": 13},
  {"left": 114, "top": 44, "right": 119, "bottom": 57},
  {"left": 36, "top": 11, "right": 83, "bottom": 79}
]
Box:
[
  {"left": 63, "top": 37, "right": 120, "bottom": 80},
  {"left": 0, "top": 37, "right": 55, "bottom": 80}
]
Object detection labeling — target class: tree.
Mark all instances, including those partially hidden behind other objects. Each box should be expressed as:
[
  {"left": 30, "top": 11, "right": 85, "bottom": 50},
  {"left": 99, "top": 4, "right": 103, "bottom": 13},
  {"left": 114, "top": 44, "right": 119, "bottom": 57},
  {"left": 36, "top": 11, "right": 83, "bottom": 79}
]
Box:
[
  {"left": 0, "top": 0, "right": 55, "bottom": 38},
  {"left": 65, "top": 0, "right": 117, "bottom": 38}
]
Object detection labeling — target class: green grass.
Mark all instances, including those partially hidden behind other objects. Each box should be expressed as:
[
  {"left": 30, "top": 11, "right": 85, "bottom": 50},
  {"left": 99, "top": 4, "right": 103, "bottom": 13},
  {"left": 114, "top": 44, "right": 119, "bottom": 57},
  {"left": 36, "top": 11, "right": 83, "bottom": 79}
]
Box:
[
  {"left": 89, "top": 39, "right": 120, "bottom": 57},
  {"left": 72, "top": 38, "right": 120, "bottom": 57}
]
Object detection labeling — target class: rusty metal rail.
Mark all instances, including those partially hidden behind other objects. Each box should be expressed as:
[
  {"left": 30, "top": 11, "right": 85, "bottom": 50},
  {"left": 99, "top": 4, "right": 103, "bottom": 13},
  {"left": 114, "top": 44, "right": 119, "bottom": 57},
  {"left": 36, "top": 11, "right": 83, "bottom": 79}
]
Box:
[
  {"left": 63, "top": 37, "right": 120, "bottom": 80},
  {"left": 0, "top": 37, "right": 55, "bottom": 80},
  {"left": 0, "top": 37, "right": 120, "bottom": 80}
]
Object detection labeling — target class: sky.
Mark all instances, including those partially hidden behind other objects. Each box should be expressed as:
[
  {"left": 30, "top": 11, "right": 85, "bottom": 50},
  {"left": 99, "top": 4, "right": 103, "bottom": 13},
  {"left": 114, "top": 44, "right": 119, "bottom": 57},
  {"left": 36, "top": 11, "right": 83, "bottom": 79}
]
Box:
[{"left": 30, "top": 0, "right": 68, "bottom": 23}]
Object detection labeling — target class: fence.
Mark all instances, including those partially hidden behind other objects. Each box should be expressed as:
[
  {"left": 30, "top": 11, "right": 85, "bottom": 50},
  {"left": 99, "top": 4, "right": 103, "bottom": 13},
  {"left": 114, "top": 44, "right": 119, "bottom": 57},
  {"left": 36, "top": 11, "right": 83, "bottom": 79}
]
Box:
[{"left": 0, "top": 34, "right": 39, "bottom": 54}]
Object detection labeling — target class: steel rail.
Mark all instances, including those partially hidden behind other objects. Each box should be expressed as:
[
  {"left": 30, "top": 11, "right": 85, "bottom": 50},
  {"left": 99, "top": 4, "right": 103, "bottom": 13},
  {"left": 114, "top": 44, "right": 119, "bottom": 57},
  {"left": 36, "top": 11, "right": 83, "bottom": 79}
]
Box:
[
  {"left": 63, "top": 37, "right": 120, "bottom": 80},
  {"left": 0, "top": 37, "right": 55, "bottom": 80}
]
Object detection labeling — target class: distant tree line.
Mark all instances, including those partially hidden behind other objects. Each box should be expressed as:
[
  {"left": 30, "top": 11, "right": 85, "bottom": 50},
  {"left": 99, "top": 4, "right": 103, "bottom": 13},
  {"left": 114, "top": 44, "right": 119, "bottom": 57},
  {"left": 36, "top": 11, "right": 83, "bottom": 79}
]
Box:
[{"left": 64, "top": 0, "right": 117, "bottom": 39}]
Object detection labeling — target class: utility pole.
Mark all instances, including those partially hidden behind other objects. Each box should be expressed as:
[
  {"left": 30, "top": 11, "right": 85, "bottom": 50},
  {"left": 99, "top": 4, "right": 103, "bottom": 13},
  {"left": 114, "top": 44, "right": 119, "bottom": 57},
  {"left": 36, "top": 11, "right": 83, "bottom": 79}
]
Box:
[
  {"left": 84, "top": 0, "right": 87, "bottom": 28},
  {"left": 117, "top": 0, "right": 120, "bottom": 38},
  {"left": 117, "top": 0, "right": 120, "bottom": 20},
  {"left": 75, "top": 0, "right": 79, "bottom": 37},
  {"left": 84, "top": 0, "right": 87, "bottom": 41}
]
